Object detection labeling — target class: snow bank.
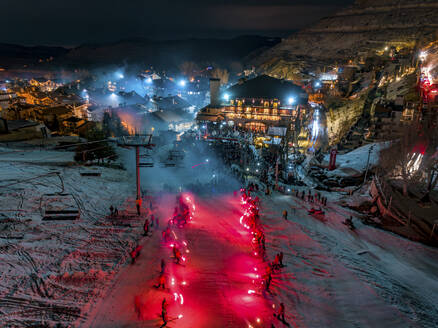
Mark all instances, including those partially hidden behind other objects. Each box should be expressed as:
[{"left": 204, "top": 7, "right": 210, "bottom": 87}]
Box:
[{"left": 323, "top": 142, "right": 388, "bottom": 178}]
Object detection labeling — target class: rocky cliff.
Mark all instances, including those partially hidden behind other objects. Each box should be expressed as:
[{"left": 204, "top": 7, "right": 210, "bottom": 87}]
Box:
[{"left": 257, "top": 0, "right": 438, "bottom": 72}]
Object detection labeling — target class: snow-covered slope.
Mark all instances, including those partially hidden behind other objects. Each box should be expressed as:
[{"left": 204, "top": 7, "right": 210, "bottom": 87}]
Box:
[{"left": 0, "top": 147, "right": 142, "bottom": 326}]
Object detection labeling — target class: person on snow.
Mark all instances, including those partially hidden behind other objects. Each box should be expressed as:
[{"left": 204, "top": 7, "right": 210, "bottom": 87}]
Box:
[
  {"left": 136, "top": 197, "right": 142, "bottom": 216},
  {"left": 109, "top": 205, "right": 114, "bottom": 216},
  {"left": 265, "top": 270, "right": 272, "bottom": 291},
  {"left": 134, "top": 295, "right": 142, "bottom": 319},
  {"left": 154, "top": 215, "right": 159, "bottom": 228},
  {"left": 162, "top": 227, "right": 171, "bottom": 242},
  {"left": 130, "top": 247, "right": 137, "bottom": 264},
  {"left": 160, "top": 259, "right": 166, "bottom": 274},
  {"left": 272, "top": 254, "right": 280, "bottom": 270},
  {"left": 143, "top": 218, "right": 150, "bottom": 236},
  {"left": 279, "top": 251, "right": 284, "bottom": 267},
  {"left": 260, "top": 233, "right": 266, "bottom": 251},
  {"left": 282, "top": 210, "right": 288, "bottom": 221},
  {"left": 160, "top": 298, "right": 168, "bottom": 328},
  {"left": 114, "top": 207, "right": 119, "bottom": 217},
  {"left": 154, "top": 272, "right": 166, "bottom": 289},
  {"left": 173, "top": 245, "right": 182, "bottom": 264},
  {"left": 277, "top": 303, "right": 285, "bottom": 322}
]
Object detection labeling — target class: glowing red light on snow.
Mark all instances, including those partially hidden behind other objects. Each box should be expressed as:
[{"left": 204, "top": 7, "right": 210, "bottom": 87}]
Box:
[
  {"left": 183, "top": 241, "right": 187, "bottom": 246},
  {"left": 272, "top": 304, "right": 276, "bottom": 308},
  {"left": 178, "top": 314, "right": 183, "bottom": 319},
  {"left": 254, "top": 252, "right": 257, "bottom": 256},
  {"left": 171, "top": 278, "right": 175, "bottom": 286},
  {"left": 182, "top": 281, "right": 187, "bottom": 285},
  {"left": 256, "top": 275, "right": 259, "bottom": 279},
  {"left": 186, "top": 249, "right": 190, "bottom": 253},
  {"left": 170, "top": 244, "right": 174, "bottom": 248},
  {"left": 254, "top": 268, "right": 257, "bottom": 271},
  {"left": 182, "top": 256, "right": 186, "bottom": 262},
  {"left": 179, "top": 293, "right": 184, "bottom": 305},
  {"left": 248, "top": 289, "right": 256, "bottom": 294},
  {"left": 174, "top": 293, "right": 178, "bottom": 301},
  {"left": 256, "top": 318, "right": 261, "bottom": 323}
]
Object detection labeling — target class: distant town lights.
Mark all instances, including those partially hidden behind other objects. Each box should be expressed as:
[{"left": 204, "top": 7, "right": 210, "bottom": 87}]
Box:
[
  {"left": 179, "top": 80, "right": 186, "bottom": 87},
  {"left": 288, "top": 97, "right": 296, "bottom": 105},
  {"left": 146, "top": 77, "right": 153, "bottom": 83},
  {"left": 223, "top": 93, "right": 230, "bottom": 101},
  {"left": 110, "top": 93, "right": 117, "bottom": 98}
]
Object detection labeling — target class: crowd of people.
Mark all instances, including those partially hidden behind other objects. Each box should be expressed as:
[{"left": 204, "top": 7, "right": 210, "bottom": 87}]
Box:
[{"left": 238, "top": 187, "right": 288, "bottom": 327}]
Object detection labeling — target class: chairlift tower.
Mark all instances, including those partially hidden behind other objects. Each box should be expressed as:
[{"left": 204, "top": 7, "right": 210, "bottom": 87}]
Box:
[{"left": 117, "top": 135, "right": 155, "bottom": 200}]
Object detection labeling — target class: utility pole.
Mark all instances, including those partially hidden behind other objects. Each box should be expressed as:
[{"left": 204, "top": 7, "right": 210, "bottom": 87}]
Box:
[
  {"left": 363, "top": 145, "right": 374, "bottom": 184},
  {"left": 135, "top": 146, "right": 140, "bottom": 200}
]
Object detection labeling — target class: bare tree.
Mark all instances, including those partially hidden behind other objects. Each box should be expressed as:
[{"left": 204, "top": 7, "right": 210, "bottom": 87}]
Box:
[
  {"left": 379, "top": 123, "right": 419, "bottom": 196},
  {"left": 419, "top": 118, "right": 438, "bottom": 202}
]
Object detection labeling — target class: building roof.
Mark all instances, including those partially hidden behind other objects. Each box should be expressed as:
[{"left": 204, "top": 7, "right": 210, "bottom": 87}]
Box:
[
  {"left": 153, "top": 96, "right": 191, "bottom": 111},
  {"left": 226, "top": 75, "right": 307, "bottom": 104},
  {"left": 117, "top": 91, "right": 147, "bottom": 105},
  {"left": 151, "top": 109, "right": 192, "bottom": 123},
  {"left": 42, "top": 106, "right": 72, "bottom": 115},
  {"left": 6, "top": 120, "right": 40, "bottom": 131}
]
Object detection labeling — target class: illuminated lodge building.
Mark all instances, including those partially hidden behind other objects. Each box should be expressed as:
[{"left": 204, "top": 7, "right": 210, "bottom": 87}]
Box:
[{"left": 196, "top": 75, "right": 308, "bottom": 133}]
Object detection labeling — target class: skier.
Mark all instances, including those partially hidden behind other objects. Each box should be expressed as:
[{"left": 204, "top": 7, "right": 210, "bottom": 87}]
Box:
[
  {"left": 173, "top": 245, "right": 182, "bottom": 264},
  {"left": 265, "top": 270, "right": 272, "bottom": 291},
  {"left": 109, "top": 205, "right": 114, "bottom": 216},
  {"left": 134, "top": 295, "right": 142, "bottom": 319},
  {"left": 160, "top": 298, "right": 168, "bottom": 328},
  {"left": 279, "top": 251, "right": 284, "bottom": 267},
  {"left": 114, "top": 207, "right": 119, "bottom": 217},
  {"left": 143, "top": 218, "right": 150, "bottom": 236},
  {"left": 282, "top": 210, "right": 288, "bottom": 221},
  {"left": 277, "top": 303, "right": 285, "bottom": 322},
  {"left": 155, "top": 272, "right": 166, "bottom": 289},
  {"left": 130, "top": 247, "right": 137, "bottom": 264},
  {"left": 162, "top": 227, "right": 171, "bottom": 242},
  {"left": 272, "top": 254, "right": 280, "bottom": 270},
  {"left": 136, "top": 197, "right": 142, "bottom": 216},
  {"left": 260, "top": 233, "right": 266, "bottom": 251},
  {"left": 160, "top": 259, "right": 166, "bottom": 274}
]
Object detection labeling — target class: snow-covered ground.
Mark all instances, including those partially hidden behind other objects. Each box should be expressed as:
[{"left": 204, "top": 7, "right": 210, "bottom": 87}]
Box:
[
  {"left": 1, "top": 144, "right": 437, "bottom": 328},
  {"left": 260, "top": 191, "right": 438, "bottom": 327},
  {"left": 82, "top": 188, "right": 438, "bottom": 328},
  {"left": 322, "top": 143, "right": 387, "bottom": 178},
  {"left": 0, "top": 147, "right": 145, "bottom": 327}
]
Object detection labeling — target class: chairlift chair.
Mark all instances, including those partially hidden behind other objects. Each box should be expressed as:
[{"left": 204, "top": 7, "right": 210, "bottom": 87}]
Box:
[{"left": 40, "top": 193, "right": 80, "bottom": 220}]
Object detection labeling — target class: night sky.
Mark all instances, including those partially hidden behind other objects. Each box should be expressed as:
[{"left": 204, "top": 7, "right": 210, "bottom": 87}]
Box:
[{"left": 4, "top": 0, "right": 355, "bottom": 46}]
